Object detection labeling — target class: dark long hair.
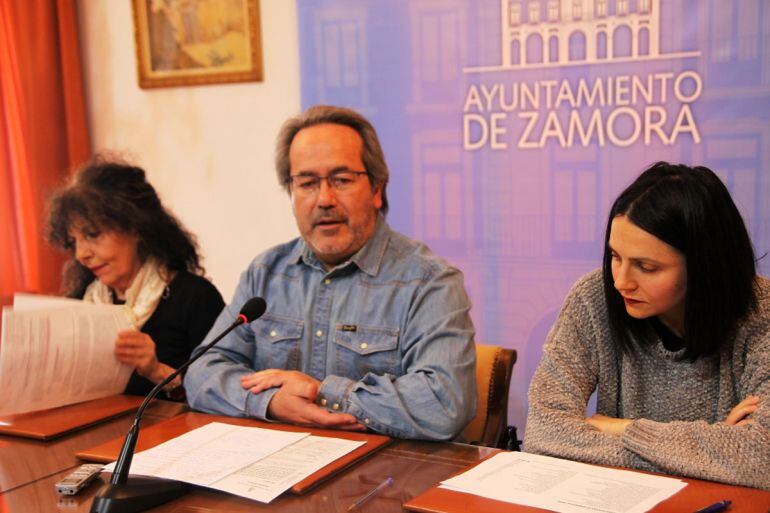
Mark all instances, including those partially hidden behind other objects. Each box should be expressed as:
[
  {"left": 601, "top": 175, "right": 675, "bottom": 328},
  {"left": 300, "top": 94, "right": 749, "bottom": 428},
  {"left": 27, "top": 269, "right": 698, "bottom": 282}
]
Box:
[
  {"left": 47, "top": 158, "right": 204, "bottom": 297},
  {"left": 601, "top": 162, "right": 757, "bottom": 360}
]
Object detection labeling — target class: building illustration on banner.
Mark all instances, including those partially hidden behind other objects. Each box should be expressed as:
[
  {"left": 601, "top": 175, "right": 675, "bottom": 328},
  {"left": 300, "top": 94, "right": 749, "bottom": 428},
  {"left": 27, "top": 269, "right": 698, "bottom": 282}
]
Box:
[
  {"left": 298, "top": 0, "right": 770, "bottom": 436},
  {"left": 466, "top": 0, "right": 698, "bottom": 73}
]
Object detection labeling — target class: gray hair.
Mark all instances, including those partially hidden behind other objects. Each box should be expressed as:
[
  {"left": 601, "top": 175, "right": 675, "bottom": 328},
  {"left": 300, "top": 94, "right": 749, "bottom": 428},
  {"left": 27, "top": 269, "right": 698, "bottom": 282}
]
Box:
[{"left": 274, "top": 105, "right": 390, "bottom": 214}]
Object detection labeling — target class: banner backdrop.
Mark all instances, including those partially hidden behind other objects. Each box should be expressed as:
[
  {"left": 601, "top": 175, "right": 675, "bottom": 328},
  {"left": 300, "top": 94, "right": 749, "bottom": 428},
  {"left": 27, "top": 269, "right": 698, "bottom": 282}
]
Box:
[{"left": 297, "top": 0, "right": 770, "bottom": 435}]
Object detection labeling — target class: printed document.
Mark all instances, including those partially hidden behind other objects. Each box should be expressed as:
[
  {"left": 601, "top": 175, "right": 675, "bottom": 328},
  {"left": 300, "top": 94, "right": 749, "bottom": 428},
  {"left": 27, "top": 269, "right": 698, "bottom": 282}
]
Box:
[
  {"left": 0, "top": 294, "right": 132, "bottom": 416},
  {"left": 215, "top": 434, "right": 365, "bottom": 502},
  {"left": 103, "top": 422, "right": 365, "bottom": 503},
  {"left": 441, "top": 452, "right": 686, "bottom": 513}
]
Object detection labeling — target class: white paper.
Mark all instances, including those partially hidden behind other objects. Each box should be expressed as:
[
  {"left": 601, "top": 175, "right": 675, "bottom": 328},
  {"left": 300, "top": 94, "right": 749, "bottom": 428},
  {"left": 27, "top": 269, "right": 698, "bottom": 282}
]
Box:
[
  {"left": 440, "top": 452, "right": 686, "bottom": 513},
  {"left": 0, "top": 295, "right": 133, "bottom": 416},
  {"left": 102, "top": 422, "right": 364, "bottom": 503},
  {"left": 12, "top": 293, "right": 93, "bottom": 310},
  {"left": 215, "top": 435, "right": 365, "bottom": 503},
  {"left": 103, "top": 422, "right": 310, "bottom": 486}
]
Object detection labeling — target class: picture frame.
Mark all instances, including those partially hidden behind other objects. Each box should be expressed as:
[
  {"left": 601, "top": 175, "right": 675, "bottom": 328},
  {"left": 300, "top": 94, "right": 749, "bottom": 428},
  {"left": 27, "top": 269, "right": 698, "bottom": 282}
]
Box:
[{"left": 131, "top": 0, "right": 263, "bottom": 89}]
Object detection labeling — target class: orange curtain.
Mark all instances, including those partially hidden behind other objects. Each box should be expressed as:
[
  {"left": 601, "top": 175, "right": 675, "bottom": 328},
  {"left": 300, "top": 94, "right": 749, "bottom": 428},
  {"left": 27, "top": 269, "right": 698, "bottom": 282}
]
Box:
[{"left": 0, "top": 0, "right": 90, "bottom": 297}]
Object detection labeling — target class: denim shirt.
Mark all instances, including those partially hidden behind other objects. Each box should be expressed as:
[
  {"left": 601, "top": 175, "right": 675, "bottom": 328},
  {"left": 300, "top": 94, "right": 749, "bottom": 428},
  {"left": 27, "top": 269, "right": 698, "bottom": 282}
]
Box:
[{"left": 184, "top": 217, "right": 477, "bottom": 440}]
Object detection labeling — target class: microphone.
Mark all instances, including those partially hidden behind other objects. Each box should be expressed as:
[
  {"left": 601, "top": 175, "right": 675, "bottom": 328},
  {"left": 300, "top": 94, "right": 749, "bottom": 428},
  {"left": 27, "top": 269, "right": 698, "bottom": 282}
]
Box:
[{"left": 90, "top": 297, "right": 267, "bottom": 513}]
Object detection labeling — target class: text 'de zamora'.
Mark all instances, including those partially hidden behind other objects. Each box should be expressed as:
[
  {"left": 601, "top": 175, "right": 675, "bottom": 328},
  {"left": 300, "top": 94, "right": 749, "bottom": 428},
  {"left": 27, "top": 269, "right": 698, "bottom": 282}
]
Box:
[
  {"left": 463, "top": 105, "right": 700, "bottom": 150},
  {"left": 462, "top": 71, "right": 703, "bottom": 150}
]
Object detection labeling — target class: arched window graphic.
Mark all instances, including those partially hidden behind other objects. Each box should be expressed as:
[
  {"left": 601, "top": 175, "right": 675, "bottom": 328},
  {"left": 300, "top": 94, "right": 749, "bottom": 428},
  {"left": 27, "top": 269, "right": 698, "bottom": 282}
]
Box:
[
  {"left": 569, "top": 31, "right": 586, "bottom": 61},
  {"left": 613, "top": 25, "right": 632, "bottom": 58},
  {"left": 597, "top": 31, "right": 607, "bottom": 59},
  {"left": 511, "top": 38, "right": 521, "bottom": 65},
  {"left": 549, "top": 35, "right": 559, "bottom": 62},
  {"left": 638, "top": 27, "right": 650, "bottom": 56},
  {"left": 526, "top": 33, "right": 544, "bottom": 64}
]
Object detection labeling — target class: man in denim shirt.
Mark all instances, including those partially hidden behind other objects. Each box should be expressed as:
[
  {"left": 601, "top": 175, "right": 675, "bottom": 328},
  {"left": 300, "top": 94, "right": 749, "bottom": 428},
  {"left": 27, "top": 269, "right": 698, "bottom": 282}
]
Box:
[{"left": 185, "top": 105, "right": 476, "bottom": 440}]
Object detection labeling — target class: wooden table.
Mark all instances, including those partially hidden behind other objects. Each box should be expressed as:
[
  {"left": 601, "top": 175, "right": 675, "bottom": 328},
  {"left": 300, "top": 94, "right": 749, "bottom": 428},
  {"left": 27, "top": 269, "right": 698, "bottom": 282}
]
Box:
[
  {"left": 0, "top": 401, "right": 186, "bottom": 494},
  {"left": 1, "top": 406, "right": 768, "bottom": 512},
  {"left": 0, "top": 433, "right": 496, "bottom": 512}
]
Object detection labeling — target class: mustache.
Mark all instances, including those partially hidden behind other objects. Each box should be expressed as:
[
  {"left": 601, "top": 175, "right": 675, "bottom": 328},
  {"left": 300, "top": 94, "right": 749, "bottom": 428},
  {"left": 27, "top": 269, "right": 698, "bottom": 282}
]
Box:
[{"left": 312, "top": 212, "right": 347, "bottom": 226}]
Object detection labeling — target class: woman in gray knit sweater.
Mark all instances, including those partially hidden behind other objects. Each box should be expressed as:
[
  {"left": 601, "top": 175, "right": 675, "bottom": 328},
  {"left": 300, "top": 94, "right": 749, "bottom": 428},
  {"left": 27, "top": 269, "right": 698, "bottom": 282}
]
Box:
[{"left": 525, "top": 162, "right": 769, "bottom": 490}]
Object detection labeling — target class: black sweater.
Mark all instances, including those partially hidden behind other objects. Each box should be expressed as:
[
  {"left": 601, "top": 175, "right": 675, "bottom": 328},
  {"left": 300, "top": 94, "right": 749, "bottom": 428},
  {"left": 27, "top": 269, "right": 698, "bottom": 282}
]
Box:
[{"left": 123, "top": 271, "right": 224, "bottom": 397}]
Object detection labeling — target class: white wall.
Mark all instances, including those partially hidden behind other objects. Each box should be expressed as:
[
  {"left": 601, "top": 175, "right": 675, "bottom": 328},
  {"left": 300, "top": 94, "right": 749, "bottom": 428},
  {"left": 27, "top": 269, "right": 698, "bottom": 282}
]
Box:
[{"left": 76, "top": 0, "right": 300, "bottom": 301}]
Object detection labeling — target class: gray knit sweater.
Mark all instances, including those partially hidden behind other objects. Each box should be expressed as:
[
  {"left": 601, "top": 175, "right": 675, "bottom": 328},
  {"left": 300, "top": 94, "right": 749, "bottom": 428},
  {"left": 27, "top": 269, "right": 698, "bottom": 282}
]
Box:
[{"left": 524, "top": 269, "right": 770, "bottom": 490}]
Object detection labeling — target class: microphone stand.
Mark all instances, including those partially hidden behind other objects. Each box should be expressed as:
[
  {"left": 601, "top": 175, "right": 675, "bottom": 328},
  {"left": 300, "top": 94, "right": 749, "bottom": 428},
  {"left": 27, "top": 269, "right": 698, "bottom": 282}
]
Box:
[{"left": 90, "top": 314, "right": 250, "bottom": 513}]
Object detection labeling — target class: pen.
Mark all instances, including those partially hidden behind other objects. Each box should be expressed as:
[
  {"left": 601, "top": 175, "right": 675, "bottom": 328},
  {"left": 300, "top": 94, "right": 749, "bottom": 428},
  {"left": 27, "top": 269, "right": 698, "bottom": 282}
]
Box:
[
  {"left": 694, "top": 499, "right": 732, "bottom": 513},
  {"left": 347, "top": 476, "right": 393, "bottom": 512}
]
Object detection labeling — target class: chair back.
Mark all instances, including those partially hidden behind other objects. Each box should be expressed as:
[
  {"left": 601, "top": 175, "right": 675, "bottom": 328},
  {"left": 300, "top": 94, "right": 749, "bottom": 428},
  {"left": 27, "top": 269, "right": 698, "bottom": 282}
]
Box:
[{"left": 462, "top": 343, "right": 516, "bottom": 448}]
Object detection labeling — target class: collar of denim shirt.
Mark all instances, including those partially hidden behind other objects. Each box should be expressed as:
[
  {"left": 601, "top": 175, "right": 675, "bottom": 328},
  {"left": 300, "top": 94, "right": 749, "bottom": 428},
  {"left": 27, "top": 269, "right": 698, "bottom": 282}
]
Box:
[{"left": 291, "top": 213, "right": 390, "bottom": 277}]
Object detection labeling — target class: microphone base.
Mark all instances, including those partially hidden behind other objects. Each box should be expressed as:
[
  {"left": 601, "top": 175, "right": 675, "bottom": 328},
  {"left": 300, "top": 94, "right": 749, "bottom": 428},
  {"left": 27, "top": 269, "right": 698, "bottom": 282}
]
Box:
[{"left": 89, "top": 476, "right": 191, "bottom": 513}]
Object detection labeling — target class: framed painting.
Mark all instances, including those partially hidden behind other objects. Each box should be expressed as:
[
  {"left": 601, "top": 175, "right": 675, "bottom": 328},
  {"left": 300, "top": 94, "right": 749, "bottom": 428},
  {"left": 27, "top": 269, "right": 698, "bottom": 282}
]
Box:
[{"left": 131, "top": 0, "right": 263, "bottom": 89}]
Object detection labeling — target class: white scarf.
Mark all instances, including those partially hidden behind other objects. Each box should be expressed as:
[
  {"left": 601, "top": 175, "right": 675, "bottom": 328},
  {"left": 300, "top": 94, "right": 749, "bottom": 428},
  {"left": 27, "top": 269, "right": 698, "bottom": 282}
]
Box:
[{"left": 83, "top": 259, "right": 168, "bottom": 328}]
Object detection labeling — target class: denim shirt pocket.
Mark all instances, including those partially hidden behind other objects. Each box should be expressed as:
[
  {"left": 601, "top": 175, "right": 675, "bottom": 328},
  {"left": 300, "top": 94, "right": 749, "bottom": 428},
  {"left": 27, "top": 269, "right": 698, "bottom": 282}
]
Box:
[
  {"left": 333, "top": 324, "right": 400, "bottom": 380},
  {"left": 255, "top": 316, "right": 304, "bottom": 370}
]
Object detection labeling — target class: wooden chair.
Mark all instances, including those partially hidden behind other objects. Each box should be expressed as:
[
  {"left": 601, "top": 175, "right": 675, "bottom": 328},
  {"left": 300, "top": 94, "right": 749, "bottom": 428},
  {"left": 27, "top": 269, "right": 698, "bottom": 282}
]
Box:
[{"left": 462, "top": 343, "right": 517, "bottom": 448}]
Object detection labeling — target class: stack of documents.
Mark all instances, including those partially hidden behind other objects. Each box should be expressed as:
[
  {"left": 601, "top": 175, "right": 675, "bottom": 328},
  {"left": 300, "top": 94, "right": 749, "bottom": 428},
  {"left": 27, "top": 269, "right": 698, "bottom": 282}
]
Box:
[
  {"left": 103, "top": 422, "right": 365, "bottom": 503},
  {"left": 0, "top": 294, "right": 133, "bottom": 416},
  {"left": 440, "top": 452, "right": 686, "bottom": 513}
]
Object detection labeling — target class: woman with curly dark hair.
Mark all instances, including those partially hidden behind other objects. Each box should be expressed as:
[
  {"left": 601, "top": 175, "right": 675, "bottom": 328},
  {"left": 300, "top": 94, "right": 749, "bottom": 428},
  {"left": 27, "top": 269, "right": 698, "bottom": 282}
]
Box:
[{"left": 47, "top": 158, "right": 224, "bottom": 399}]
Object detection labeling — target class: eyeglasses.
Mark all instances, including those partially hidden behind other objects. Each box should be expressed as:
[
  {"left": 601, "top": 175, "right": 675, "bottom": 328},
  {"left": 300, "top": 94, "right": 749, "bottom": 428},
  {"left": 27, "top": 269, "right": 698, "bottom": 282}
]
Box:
[{"left": 287, "top": 170, "right": 369, "bottom": 196}]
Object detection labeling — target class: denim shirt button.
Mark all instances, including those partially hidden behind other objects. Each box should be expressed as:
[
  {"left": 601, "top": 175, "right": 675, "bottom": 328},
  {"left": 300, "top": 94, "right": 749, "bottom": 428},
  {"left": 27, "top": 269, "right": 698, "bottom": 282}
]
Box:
[
  {"left": 359, "top": 342, "right": 368, "bottom": 349},
  {"left": 269, "top": 330, "right": 277, "bottom": 337},
  {"left": 319, "top": 398, "right": 327, "bottom": 406},
  {"left": 364, "top": 418, "right": 370, "bottom": 424},
  {"left": 316, "top": 330, "right": 323, "bottom": 337},
  {"left": 324, "top": 278, "right": 331, "bottom": 285},
  {"left": 332, "top": 403, "right": 340, "bottom": 410}
]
